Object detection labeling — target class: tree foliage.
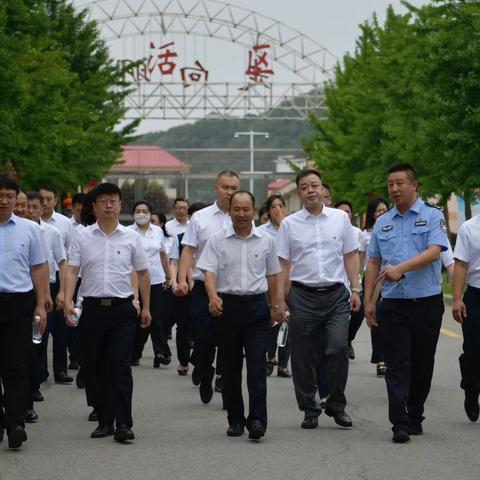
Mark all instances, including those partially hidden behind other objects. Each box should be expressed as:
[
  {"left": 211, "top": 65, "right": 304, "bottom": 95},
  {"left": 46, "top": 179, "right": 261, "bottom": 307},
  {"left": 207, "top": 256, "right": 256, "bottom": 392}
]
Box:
[
  {"left": 0, "top": 0, "right": 138, "bottom": 191},
  {"left": 305, "top": 0, "right": 480, "bottom": 217}
]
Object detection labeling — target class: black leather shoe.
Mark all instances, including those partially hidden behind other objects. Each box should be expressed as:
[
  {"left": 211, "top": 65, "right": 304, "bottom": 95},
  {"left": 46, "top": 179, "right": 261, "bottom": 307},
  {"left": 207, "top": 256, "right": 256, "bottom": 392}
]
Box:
[
  {"left": 68, "top": 360, "right": 80, "bottom": 370},
  {"left": 153, "top": 354, "right": 171, "bottom": 368},
  {"left": 88, "top": 409, "right": 98, "bottom": 422},
  {"left": 91, "top": 424, "right": 114, "bottom": 438},
  {"left": 266, "top": 361, "right": 274, "bottom": 377},
  {"left": 226, "top": 424, "right": 245, "bottom": 437},
  {"left": 392, "top": 429, "right": 410, "bottom": 443},
  {"left": 464, "top": 390, "right": 480, "bottom": 422},
  {"left": 25, "top": 409, "right": 39, "bottom": 423},
  {"left": 214, "top": 375, "right": 223, "bottom": 393},
  {"left": 114, "top": 425, "right": 135, "bottom": 442},
  {"left": 55, "top": 372, "right": 73, "bottom": 384},
  {"left": 199, "top": 380, "right": 214, "bottom": 404},
  {"left": 8, "top": 425, "right": 27, "bottom": 449},
  {"left": 191, "top": 367, "right": 201, "bottom": 386},
  {"left": 409, "top": 423, "right": 423, "bottom": 436},
  {"left": 325, "top": 408, "right": 353, "bottom": 427},
  {"left": 76, "top": 370, "right": 85, "bottom": 389},
  {"left": 33, "top": 390, "right": 44, "bottom": 402},
  {"left": 301, "top": 415, "right": 319, "bottom": 429},
  {"left": 248, "top": 420, "right": 265, "bottom": 441}
]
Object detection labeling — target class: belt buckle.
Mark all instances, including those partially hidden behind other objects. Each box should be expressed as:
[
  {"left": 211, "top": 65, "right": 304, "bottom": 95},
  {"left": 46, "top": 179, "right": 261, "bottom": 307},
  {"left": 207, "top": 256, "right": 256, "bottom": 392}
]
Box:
[{"left": 101, "top": 299, "right": 112, "bottom": 307}]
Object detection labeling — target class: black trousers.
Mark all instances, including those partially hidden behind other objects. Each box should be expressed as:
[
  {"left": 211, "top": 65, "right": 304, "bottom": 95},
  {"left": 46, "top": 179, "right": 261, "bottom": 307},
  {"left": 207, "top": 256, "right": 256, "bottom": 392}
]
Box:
[
  {"left": 459, "top": 286, "right": 480, "bottom": 394},
  {"left": 79, "top": 298, "right": 137, "bottom": 427},
  {"left": 378, "top": 294, "right": 444, "bottom": 431},
  {"left": 288, "top": 284, "right": 350, "bottom": 417},
  {"left": 267, "top": 324, "right": 290, "bottom": 369},
  {"left": 190, "top": 281, "right": 220, "bottom": 385},
  {"left": 38, "top": 281, "right": 68, "bottom": 381},
  {"left": 132, "top": 284, "right": 171, "bottom": 361},
  {"left": 219, "top": 294, "right": 269, "bottom": 430},
  {"left": 0, "top": 292, "right": 35, "bottom": 429},
  {"left": 171, "top": 294, "right": 192, "bottom": 367},
  {"left": 370, "top": 300, "right": 385, "bottom": 364},
  {"left": 348, "top": 298, "right": 365, "bottom": 345}
]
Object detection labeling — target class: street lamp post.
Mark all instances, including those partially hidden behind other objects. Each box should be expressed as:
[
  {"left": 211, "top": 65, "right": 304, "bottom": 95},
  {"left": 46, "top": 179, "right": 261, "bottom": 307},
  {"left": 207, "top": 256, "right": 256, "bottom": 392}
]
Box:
[{"left": 234, "top": 130, "right": 269, "bottom": 195}]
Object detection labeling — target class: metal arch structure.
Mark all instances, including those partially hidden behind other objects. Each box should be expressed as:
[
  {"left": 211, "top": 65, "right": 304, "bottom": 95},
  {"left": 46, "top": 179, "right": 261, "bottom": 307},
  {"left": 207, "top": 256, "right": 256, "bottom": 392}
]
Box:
[{"left": 77, "top": 0, "right": 338, "bottom": 121}]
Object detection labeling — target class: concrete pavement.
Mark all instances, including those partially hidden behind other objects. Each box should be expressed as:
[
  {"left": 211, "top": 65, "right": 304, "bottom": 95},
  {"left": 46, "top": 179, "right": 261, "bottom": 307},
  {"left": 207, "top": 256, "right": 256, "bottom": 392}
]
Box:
[{"left": 1, "top": 307, "right": 478, "bottom": 480}]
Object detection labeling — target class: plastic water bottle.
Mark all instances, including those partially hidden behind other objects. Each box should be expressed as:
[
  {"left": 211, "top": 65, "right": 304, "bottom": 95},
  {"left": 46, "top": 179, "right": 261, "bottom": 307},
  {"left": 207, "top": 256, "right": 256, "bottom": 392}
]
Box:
[
  {"left": 32, "top": 315, "right": 42, "bottom": 344},
  {"left": 70, "top": 296, "right": 83, "bottom": 326},
  {"left": 277, "top": 322, "right": 288, "bottom": 347}
]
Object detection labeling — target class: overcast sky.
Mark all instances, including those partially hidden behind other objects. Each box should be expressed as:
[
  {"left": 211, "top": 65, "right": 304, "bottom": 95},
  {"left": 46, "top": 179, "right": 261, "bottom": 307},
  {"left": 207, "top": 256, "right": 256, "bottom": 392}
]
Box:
[{"left": 75, "top": 0, "right": 429, "bottom": 133}]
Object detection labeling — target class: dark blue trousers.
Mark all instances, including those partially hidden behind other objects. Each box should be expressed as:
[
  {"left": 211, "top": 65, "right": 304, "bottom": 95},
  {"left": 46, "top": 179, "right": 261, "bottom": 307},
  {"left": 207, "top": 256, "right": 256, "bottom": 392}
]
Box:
[
  {"left": 459, "top": 286, "right": 480, "bottom": 394},
  {"left": 218, "top": 294, "right": 269, "bottom": 430},
  {"left": 79, "top": 298, "right": 137, "bottom": 428},
  {"left": 378, "top": 294, "right": 444, "bottom": 432}
]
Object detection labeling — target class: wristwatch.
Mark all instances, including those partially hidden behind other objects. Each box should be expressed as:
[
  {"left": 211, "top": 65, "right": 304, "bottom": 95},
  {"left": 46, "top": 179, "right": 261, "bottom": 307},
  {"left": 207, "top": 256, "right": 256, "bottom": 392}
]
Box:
[
  {"left": 270, "top": 304, "right": 280, "bottom": 311},
  {"left": 351, "top": 288, "right": 362, "bottom": 294}
]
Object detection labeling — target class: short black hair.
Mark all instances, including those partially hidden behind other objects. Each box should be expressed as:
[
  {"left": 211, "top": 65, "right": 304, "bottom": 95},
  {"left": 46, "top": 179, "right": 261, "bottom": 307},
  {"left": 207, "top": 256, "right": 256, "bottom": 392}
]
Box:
[
  {"left": 229, "top": 190, "right": 255, "bottom": 207},
  {"left": 37, "top": 185, "right": 57, "bottom": 196},
  {"left": 27, "top": 191, "right": 43, "bottom": 203},
  {"left": 0, "top": 174, "right": 19, "bottom": 194},
  {"left": 265, "top": 194, "right": 285, "bottom": 211},
  {"left": 81, "top": 190, "right": 97, "bottom": 226},
  {"left": 188, "top": 202, "right": 207, "bottom": 216},
  {"left": 72, "top": 193, "right": 87, "bottom": 207},
  {"left": 173, "top": 197, "right": 189, "bottom": 206},
  {"left": 387, "top": 163, "right": 417, "bottom": 181},
  {"left": 216, "top": 170, "right": 240, "bottom": 181},
  {"left": 295, "top": 169, "right": 322, "bottom": 186},
  {"left": 335, "top": 199, "right": 353, "bottom": 212},
  {"left": 91, "top": 183, "right": 122, "bottom": 201},
  {"left": 132, "top": 200, "right": 152, "bottom": 215}
]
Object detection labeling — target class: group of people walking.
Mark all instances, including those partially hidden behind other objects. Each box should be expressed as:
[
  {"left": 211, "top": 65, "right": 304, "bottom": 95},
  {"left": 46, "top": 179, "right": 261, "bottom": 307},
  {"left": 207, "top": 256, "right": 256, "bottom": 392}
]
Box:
[{"left": 0, "top": 161, "right": 478, "bottom": 450}]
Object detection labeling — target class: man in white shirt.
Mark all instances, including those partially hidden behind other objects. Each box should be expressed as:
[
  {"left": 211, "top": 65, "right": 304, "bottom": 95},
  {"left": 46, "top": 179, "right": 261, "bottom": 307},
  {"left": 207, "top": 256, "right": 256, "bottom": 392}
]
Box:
[
  {"left": 198, "top": 191, "right": 280, "bottom": 441},
  {"left": 452, "top": 213, "right": 480, "bottom": 423},
  {"left": 175, "top": 171, "right": 240, "bottom": 404},
  {"left": 166, "top": 197, "right": 189, "bottom": 238},
  {"left": 70, "top": 193, "right": 86, "bottom": 229},
  {"left": 276, "top": 169, "right": 361, "bottom": 430},
  {"left": 64, "top": 183, "right": 151, "bottom": 443}
]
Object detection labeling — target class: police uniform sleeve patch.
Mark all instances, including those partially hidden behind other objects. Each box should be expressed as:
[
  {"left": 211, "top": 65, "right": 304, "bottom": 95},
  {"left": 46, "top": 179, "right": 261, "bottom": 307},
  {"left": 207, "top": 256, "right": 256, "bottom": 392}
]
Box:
[
  {"left": 440, "top": 219, "right": 447, "bottom": 233},
  {"left": 382, "top": 225, "right": 393, "bottom": 232}
]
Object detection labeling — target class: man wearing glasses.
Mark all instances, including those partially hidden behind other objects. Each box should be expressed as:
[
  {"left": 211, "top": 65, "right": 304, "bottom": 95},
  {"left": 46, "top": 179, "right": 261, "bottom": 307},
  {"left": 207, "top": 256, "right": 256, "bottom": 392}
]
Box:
[{"left": 63, "top": 183, "right": 151, "bottom": 443}]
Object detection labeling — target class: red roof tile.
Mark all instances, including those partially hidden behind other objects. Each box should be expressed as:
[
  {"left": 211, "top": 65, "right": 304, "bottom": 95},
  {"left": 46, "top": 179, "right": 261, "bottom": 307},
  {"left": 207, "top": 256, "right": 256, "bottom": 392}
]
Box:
[{"left": 112, "top": 145, "right": 191, "bottom": 172}]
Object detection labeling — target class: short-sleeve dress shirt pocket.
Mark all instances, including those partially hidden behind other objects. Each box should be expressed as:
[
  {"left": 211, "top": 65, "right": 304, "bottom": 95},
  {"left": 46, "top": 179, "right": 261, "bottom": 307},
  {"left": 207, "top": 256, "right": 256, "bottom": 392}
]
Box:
[
  {"left": 411, "top": 226, "right": 429, "bottom": 251},
  {"left": 252, "top": 248, "right": 268, "bottom": 275},
  {"left": 378, "top": 231, "right": 397, "bottom": 258}
]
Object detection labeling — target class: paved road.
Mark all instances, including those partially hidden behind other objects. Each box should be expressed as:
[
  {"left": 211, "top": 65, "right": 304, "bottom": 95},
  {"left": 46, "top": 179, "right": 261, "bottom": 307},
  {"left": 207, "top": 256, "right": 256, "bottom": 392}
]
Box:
[{"left": 1, "top": 306, "right": 478, "bottom": 480}]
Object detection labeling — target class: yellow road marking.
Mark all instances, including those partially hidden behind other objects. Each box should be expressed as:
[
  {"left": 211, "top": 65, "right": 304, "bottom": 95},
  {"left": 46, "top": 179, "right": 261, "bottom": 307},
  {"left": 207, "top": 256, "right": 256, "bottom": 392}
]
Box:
[{"left": 440, "top": 328, "right": 461, "bottom": 339}]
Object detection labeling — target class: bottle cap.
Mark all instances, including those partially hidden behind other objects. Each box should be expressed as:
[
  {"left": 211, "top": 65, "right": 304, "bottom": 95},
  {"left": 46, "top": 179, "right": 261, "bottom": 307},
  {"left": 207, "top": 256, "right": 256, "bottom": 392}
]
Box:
[{"left": 34, "top": 315, "right": 41, "bottom": 321}]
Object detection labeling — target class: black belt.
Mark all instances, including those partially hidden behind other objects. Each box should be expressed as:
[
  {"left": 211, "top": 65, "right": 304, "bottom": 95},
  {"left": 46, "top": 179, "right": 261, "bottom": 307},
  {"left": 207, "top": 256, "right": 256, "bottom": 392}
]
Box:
[
  {"left": 0, "top": 290, "right": 34, "bottom": 302},
  {"left": 83, "top": 296, "right": 133, "bottom": 307},
  {"left": 382, "top": 293, "right": 443, "bottom": 303},
  {"left": 292, "top": 282, "right": 343, "bottom": 295},
  {"left": 220, "top": 293, "right": 266, "bottom": 303}
]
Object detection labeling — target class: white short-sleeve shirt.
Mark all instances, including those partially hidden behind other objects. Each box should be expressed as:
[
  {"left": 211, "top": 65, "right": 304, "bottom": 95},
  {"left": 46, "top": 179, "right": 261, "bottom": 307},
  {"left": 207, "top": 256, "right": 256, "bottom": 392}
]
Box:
[
  {"left": 276, "top": 206, "right": 359, "bottom": 286},
  {"left": 128, "top": 223, "right": 166, "bottom": 285},
  {"left": 45, "top": 211, "right": 75, "bottom": 251},
  {"left": 182, "top": 202, "right": 232, "bottom": 281},
  {"left": 68, "top": 222, "right": 149, "bottom": 298},
  {"left": 454, "top": 214, "right": 480, "bottom": 288},
  {"left": 40, "top": 221, "right": 66, "bottom": 282},
  {"left": 197, "top": 225, "right": 281, "bottom": 295}
]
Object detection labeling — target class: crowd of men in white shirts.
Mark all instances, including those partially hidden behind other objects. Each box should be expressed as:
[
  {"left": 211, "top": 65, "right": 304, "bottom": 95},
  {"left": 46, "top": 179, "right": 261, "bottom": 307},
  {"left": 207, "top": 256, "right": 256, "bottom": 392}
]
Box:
[{"left": 0, "top": 162, "right": 479, "bottom": 450}]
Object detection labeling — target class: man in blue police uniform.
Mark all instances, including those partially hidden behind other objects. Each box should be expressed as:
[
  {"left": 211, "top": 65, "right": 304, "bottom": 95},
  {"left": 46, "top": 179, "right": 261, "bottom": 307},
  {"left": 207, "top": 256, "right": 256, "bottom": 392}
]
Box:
[
  {"left": 0, "top": 174, "right": 48, "bottom": 449},
  {"left": 364, "top": 163, "right": 449, "bottom": 444}
]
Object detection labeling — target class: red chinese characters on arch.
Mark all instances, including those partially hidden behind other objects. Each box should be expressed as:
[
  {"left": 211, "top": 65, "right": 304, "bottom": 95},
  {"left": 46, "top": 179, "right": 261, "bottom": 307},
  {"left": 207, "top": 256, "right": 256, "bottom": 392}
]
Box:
[
  {"left": 245, "top": 43, "right": 275, "bottom": 83},
  {"left": 120, "top": 41, "right": 274, "bottom": 86}
]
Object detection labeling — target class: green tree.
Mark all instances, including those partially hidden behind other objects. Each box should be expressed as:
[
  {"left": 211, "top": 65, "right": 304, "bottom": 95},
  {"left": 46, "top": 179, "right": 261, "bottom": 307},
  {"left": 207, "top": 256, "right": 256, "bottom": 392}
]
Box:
[{"left": 0, "top": 1, "right": 137, "bottom": 191}]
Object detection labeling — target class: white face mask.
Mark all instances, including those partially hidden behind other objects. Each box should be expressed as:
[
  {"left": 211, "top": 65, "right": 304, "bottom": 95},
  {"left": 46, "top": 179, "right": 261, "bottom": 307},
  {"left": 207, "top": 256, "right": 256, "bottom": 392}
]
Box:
[{"left": 134, "top": 212, "right": 151, "bottom": 225}]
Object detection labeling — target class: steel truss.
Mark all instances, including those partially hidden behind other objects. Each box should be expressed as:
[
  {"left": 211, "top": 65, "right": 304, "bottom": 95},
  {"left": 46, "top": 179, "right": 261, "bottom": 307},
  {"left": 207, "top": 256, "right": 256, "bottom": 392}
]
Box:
[{"left": 77, "top": 0, "right": 336, "bottom": 120}]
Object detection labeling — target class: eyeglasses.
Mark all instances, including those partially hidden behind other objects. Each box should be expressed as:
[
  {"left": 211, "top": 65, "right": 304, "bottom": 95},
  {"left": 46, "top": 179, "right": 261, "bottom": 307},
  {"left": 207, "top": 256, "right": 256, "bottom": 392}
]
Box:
[{"left": 96, "top": 199, "right": 119, "bottom": 206}]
